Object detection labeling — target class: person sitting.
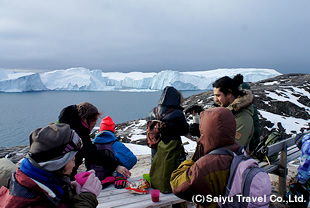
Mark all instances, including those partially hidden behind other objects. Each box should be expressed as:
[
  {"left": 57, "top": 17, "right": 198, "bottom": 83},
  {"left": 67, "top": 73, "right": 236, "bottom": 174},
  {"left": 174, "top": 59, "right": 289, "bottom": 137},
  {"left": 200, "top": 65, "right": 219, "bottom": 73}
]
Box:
[
  {"left": 0, "top": 123, "right": 101, "bottom": 207},
  {"left": 285, "top": 132, "right": 310, "bottom": 207},
  {"left": 87, "top": 116, "right": 135, "bottom": 187},
  {"left": 0, "top": 158, "right": 17, "bottom": 188},
  {"left": 57, "top": 102, "right": 120, "bottom": 180},
  {"left": 170, "top": 107, "right": 240, "bottom": 207}
]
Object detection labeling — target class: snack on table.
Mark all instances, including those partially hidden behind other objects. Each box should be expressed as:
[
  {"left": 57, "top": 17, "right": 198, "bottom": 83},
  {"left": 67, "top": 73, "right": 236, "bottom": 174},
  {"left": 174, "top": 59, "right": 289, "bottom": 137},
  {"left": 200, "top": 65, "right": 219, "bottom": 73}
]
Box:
[{"left": 125, "top": 179, "right": 150, "bottom": 194}]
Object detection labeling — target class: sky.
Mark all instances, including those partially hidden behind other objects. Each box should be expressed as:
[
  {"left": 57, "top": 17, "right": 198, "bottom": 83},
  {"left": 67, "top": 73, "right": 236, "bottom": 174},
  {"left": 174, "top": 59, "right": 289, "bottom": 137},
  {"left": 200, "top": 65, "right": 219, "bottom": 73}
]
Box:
[{"left": 0, "top": 0, "right": 309, "bottom": 74}]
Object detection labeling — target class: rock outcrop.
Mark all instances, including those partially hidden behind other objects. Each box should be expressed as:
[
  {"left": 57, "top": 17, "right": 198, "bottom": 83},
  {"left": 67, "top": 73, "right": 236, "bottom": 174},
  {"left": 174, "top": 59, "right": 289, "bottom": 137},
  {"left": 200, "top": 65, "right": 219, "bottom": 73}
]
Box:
[{"left": 2, "top": 73, "right": 310, "bottom": 164}]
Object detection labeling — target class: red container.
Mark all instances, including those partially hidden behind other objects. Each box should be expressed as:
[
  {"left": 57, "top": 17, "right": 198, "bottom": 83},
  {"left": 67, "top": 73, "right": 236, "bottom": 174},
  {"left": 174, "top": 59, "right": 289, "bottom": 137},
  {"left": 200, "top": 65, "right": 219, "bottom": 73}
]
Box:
[{"left": 151, "top": 189, "right": 160, "bottom": 202}]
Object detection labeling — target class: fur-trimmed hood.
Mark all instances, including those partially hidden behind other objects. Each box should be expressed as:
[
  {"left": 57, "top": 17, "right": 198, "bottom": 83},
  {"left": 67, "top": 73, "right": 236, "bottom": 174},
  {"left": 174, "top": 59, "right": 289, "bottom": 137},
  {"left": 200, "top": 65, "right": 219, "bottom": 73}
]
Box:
[{"left": 228, "top": 89, "right": 254, "bottom": 112}]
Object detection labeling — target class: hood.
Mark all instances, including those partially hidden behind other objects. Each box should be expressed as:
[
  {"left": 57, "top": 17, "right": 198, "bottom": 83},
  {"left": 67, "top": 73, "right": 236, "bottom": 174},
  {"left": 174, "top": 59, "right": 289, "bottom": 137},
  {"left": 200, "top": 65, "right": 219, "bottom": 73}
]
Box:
[
  {"left": 199, "top": 107, "right": 236, "bottom": 154},
  {"left": 229, "top": 89, "right": 253, "bottom": 112},
  {"left": 158, "top": 86, "right": 182, "bottom": 109},
  {"left": 58, "top": 105, "right": 81, "bottom": 129},
  {"left": 93, "top": 130, "right": 117, "bottom": 144}
]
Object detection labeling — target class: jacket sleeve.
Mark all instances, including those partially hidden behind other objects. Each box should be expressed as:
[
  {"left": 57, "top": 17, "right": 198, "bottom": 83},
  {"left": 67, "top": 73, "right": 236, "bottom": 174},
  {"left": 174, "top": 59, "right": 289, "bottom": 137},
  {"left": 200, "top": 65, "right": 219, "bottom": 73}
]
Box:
[
  {"left": 65, "top": 184, "right": 98, "bottom": 208},
  {"left": 234, "top": 110, "right": 254, "bottom": 148},
  {"left": 113, "top": 142, "right": 137, "bottom": 170},
  {"left": 171, "top": 157, "right": 229, "bottom": 208},
  {"left": 72, "top": 192, "right": 98, "bottom": 208},
  {"left": 298, "top": 140, "right": 310, "bottom": 184},
  {"left": 170, "top": 159, "right": 195, "bottom": 201}
]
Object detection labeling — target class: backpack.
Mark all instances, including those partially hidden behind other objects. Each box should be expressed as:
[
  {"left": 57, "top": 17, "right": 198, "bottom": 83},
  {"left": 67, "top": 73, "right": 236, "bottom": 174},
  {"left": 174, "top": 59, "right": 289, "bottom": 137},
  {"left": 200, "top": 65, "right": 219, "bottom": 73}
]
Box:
[
  {"left": 146, "top": 107, "right": 174, "bottom": 149},
  {"left": 88, "top": 141, "right": 116, "bottom": 181},
  {"left": 208, "top": 147, "right": 271, "bottom": 208},
  {"left": 150, "top": 140, "right": 186, "bottom": 193},
  {"left": 249, "top": 104, "right": 260, "bottom": 152},
  {"left": 252, "top": 122, "right": 285, "bottom": 162}
]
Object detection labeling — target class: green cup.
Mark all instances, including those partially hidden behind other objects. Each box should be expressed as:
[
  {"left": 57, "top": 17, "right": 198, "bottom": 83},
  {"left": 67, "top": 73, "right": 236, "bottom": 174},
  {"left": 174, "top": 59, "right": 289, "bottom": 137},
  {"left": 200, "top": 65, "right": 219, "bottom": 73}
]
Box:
[{"left": 143, "top": 173, "right": 151, "bottom": 184}]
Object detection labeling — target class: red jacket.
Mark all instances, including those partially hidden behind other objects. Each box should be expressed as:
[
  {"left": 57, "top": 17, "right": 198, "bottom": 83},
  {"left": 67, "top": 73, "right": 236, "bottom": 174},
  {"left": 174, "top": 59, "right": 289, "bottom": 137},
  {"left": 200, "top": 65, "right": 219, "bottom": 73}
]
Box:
[{"left": 0, "top": 169, "right": 97, "bottom": 208}]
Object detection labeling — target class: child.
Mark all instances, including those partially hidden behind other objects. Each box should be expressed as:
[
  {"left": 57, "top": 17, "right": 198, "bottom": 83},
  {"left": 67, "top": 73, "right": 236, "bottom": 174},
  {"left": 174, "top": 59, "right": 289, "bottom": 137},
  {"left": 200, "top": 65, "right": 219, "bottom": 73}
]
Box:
[
  {"left": 285, "top": 132, "right": 310, "bottom": 207},
  {"left": 88, "top": 116, "right": 137, "bottom": 187},
  {"left": 0, "top": 123, "right": 102, "bottom": 207}
]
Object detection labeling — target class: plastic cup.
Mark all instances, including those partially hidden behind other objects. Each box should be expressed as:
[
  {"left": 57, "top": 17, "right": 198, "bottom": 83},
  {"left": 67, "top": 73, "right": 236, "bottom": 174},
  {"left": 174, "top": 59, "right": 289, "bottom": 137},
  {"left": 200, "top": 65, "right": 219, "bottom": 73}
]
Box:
[
  {"left": 151, "top": 189, "right": 160, "bottom": 202},
  {"left": 75, "top": 172, "right": 91, "bottom": 186},
  {"left": 143, "top": 173, "right": 151, "bottom": 184}
]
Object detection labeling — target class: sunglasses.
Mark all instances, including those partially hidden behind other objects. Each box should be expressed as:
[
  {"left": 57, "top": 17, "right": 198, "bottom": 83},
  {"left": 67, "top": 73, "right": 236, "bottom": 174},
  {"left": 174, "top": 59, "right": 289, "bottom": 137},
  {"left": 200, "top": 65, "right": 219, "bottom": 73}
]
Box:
[{"left": 29, "top": 130, "right": 83, "bottom": 163}]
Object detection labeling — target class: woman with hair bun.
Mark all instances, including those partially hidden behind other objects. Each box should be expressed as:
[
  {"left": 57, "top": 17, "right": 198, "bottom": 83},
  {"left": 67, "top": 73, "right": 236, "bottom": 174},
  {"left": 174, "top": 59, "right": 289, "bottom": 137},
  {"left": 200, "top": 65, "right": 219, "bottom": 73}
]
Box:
[{"left": 58, "top": 102, "right": 121, "bottom": 180}]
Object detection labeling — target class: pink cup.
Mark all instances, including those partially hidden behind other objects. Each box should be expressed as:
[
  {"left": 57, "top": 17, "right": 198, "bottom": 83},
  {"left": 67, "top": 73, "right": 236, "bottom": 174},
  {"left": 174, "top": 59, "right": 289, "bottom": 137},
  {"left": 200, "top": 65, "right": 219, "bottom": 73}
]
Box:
[{"left": 151, "top": 189, "right": 160, "bottom": 202}]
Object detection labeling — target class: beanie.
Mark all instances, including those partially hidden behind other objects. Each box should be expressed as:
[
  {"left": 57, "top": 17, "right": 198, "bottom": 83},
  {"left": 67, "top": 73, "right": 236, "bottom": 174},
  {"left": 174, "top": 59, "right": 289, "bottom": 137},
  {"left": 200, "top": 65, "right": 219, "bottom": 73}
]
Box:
[
  {"left": 99, "top": 116, "right": 115, "bottom": 133},
  {"left": 77, "top": 102, "right": 99, "bottom": 120},
  {"left": 28, "top": 123, "right": 82, "bottom": 171}
]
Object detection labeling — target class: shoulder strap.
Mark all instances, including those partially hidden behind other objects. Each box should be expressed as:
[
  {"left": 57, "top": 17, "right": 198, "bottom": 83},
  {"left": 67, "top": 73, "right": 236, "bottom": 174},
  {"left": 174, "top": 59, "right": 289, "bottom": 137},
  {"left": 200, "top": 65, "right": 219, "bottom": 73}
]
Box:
[
  {"left": 207, "top": 146, "right": 248, "bottom": 197},
  {"left": 207, "top": 147, "right": 234, "bottom": 157},
  {"left": 156, "top": 107, "right": 175, "bottom": 120}
]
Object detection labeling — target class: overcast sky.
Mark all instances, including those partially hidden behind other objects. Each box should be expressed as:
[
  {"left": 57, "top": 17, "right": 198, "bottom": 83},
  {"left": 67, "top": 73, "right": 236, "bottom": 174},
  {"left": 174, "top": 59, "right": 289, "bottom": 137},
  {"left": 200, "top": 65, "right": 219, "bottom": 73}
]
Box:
[{"left": 0, "top": 0, "right": 309, "bottom": 74}]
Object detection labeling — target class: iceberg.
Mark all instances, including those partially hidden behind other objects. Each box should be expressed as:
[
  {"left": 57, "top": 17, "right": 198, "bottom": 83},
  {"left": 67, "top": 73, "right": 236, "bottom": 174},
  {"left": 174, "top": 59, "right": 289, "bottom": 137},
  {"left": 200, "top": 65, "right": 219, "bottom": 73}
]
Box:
[{"left": 0, "top": 67, "right": 281, "bottom": 92}]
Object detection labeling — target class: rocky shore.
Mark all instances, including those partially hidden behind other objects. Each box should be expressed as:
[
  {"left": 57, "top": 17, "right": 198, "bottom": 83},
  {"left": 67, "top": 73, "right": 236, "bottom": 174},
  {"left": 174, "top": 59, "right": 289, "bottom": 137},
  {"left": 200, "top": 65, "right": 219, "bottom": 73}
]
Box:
[{"left": 1, "top": 73, "right": 309, "bottom": 207}]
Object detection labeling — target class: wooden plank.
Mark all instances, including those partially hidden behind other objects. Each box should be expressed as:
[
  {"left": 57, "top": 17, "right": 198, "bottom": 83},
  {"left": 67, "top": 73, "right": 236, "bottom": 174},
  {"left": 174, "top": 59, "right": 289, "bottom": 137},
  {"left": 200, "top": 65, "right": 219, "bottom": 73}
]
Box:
[
  {"left": 278, "top": 146, "right": 287, "bottom": 196},
  {"left": 259, "top": 150, "right": 300, "bottom": 173},
  {"left": 266, "top": 137, "right": 296, "bottom": 156},
  {"left": 97, "top": 176, "right": 186, "bottom": 208},
  {"left": 98, "top": 191, "right": 184, "bottom": 208}
]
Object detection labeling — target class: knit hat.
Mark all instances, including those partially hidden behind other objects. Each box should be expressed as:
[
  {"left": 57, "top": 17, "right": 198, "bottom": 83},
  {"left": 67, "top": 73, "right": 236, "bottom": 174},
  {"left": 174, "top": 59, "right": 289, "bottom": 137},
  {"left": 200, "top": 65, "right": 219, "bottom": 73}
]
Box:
[
  {"left": 28, "top": 123, "right": 83, "bottom": 171},
  {"left": 99, "top": 116, "right": 115, "bottom": 133},
  {"left": 77, "top": 102, "right": 99, "bottom": 120}
]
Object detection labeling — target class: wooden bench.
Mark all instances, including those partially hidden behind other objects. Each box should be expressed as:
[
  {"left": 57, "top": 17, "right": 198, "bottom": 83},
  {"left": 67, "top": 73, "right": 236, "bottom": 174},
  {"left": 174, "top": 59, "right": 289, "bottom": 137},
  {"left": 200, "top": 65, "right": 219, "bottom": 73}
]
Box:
[
  {"left": 258, "top": 135, "right": 301, "bottom": 197},
  {"left": 97, "top": 176, "right": 188, "bottom": 208}
]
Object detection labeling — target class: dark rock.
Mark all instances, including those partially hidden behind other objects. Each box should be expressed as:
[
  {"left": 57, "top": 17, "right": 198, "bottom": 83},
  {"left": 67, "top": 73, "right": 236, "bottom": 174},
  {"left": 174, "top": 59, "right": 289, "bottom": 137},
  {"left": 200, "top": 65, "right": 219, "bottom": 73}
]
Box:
[{"left": 2, "top": 73, "right": 310, "bottom": 164}]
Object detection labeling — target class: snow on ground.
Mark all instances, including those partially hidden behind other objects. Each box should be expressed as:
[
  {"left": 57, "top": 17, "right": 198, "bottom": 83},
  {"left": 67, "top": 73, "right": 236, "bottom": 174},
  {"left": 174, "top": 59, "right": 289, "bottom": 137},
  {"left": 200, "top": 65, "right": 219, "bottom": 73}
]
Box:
[
  {"left": 259, "top": 110, "right": 309, "bottom": 133},
  {"left": 124, "top": 136, "right": 197, "bottom": 155}
]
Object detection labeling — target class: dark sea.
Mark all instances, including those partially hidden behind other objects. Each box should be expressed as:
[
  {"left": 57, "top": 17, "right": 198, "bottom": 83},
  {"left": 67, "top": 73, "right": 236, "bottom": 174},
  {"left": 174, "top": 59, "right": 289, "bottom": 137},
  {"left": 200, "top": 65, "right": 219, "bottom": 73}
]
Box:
[{"left": 0, "top": 90, "right": 202, "bottom": 147}]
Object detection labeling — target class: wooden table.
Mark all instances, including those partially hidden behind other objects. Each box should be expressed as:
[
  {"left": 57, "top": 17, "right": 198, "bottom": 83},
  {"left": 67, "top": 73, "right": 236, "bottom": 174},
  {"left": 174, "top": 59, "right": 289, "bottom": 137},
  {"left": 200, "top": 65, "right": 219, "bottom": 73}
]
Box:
[{"left": 97, "top": 176, "right": 187, "bottom": 208}]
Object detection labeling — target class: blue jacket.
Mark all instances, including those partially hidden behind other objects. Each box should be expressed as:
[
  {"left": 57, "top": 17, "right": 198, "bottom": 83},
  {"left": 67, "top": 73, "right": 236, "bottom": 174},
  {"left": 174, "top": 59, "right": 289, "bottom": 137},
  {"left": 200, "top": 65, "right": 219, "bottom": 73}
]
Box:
[
  {"left": 93, "top": 131, "right": 137, "bottom": 170},
  {"left": 297, "top": 133, "right": 310, "bottom": 184}
]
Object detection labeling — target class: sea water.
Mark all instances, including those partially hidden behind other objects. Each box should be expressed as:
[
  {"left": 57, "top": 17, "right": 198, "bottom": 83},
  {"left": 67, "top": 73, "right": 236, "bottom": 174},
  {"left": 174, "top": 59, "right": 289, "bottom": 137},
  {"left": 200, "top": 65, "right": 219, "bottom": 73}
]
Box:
[{"left": 0, "top": 90, "right": 202, "bottom": 147}]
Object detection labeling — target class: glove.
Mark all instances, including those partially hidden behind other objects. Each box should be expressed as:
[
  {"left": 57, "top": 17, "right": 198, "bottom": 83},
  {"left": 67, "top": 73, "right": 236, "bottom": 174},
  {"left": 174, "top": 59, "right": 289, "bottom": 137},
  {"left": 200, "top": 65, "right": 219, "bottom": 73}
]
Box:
[
  {"left": 74, "top": 171, "right": 92, "bottom": 186},
  {"left": 115, "top": 176, "right": 127, "bottom": 189},
  {"left": 101, "top": 176, "right": 116, "bottom": 189},
  {"left": 72, "top": 170, "right": 102, "bottom": 197},
  {"left": 285, "top": 182, "right": 309, "bottom": 207}
]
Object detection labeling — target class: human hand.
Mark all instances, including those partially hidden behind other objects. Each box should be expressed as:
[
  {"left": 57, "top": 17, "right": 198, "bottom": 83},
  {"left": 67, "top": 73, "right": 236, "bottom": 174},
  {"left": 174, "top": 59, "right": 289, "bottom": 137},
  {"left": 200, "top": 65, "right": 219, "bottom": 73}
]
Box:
[
  {"left": 116, "top": 165, "right": 131, "bottom": 178},
  {"left": 72, "top": 170, "right": 96, "bottom": 194},
  {"left": 77, "top": 170, "right": 102, "bottom": 197}
]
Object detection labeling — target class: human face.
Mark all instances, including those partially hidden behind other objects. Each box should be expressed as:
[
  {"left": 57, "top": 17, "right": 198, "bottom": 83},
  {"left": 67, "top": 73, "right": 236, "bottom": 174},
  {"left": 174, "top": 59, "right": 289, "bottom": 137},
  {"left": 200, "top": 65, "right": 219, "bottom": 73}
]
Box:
[
  {"left": 213, "top": 88, "right": 231, "bottom": 107},
  {"left": 82, "top": 115, "right": 98, "bottom": 130},
  {"left": 88, "top": 115, "right": 98, "bottom": 130},
  {"left": 60, "top": 156, "right": 75, "bottom": 176}
]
